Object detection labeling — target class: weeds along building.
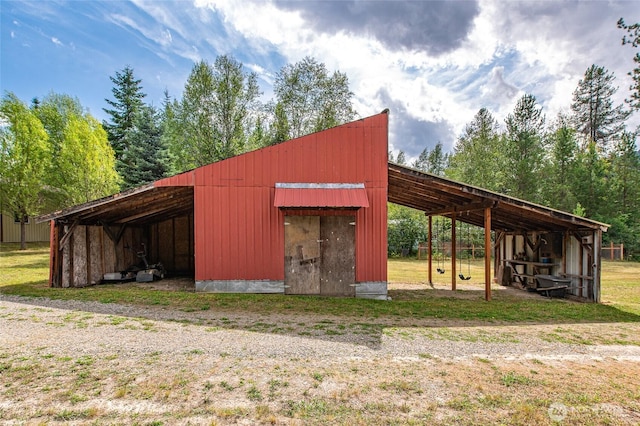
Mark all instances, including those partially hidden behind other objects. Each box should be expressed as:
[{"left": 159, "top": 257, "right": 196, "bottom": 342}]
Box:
[{"left": 39, "top": 110, "right": 608, "bottom": 302}]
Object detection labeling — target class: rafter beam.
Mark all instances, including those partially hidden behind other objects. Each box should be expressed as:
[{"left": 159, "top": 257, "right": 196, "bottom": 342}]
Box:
[{"left": 425, "top": 201, "right": 497, "bottom": 217}]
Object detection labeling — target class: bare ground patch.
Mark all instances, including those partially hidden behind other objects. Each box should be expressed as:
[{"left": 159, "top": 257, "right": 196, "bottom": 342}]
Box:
[{"left": 2, "top": 296, "right": 640, "bottom": 425}]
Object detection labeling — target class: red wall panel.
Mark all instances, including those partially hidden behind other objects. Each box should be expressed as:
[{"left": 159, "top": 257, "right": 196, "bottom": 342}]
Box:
[{"left": 190, "top": 112, "right": 389, "bottom": 283}]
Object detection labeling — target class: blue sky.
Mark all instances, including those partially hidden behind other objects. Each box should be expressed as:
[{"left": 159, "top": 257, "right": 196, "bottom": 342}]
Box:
[{"left": 1, "top": 0, "right": 639, "bottom": 160}]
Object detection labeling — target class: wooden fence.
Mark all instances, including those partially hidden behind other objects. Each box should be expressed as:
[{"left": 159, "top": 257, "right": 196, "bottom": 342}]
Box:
[{"left": 601, "top": 242, "right": 625, "bottom": 261}]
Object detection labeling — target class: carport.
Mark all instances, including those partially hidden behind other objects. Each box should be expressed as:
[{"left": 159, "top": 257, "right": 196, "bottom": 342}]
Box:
[
  {"left": 388, "top": 163, "right": 608, "bottom": 302},
  {"left": 38, "top": 184, "right": 195, "bottom": 288}
]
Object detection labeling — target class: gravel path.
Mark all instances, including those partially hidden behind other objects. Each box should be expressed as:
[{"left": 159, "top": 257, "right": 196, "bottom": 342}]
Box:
[
  {"left": 2, "top": 295, "right": 640, "bottom": 425},
  {"left": 3, "top": 294, "right": 640, "bottom": 361}
]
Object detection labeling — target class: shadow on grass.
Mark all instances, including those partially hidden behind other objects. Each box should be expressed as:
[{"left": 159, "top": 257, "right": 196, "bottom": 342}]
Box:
[{"left": 2, "top": 281, "right": 640, "bottom": 350}]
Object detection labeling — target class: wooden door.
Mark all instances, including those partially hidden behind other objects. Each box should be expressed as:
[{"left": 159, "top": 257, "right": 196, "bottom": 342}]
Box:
[
  {"left": 320, "top": 216, "right": 356, "bottom": 296},
  {"left": 284, "top": 216, "right": 321, "bottom": 294}
]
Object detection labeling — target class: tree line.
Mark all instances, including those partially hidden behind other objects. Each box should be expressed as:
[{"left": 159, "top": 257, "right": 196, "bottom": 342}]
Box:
[
  {"left": 390, "top": 59, "right": 640, "bottom": 259},
  {"left": 2, "top": 19, "right": 639, "bottom": 255},
  {"left": 0, "top": 56, "right": 356, "bottom": 248}
]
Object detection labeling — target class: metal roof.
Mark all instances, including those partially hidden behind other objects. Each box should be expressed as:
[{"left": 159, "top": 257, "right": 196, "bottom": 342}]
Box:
[
  {"left": 274, "top": 183, "right": 369, "bottom": 208},
  {"left": 36, "top": 185, "right": 193, "bottom": 226},
  {"left": 38, "top": 161, "right": 607, "bottom": 234},
  {"left": 388, "top": 162, "right": 608, "bottom": 233}
]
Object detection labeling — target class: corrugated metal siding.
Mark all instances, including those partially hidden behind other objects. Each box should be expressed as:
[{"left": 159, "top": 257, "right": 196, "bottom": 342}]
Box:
[
  {"left": 154, "top": 170, "right": 195, "bottom": 187},
  {"left": 1, "top": 214, "right": 50, "bottom": 242},
  {"left": 192, "top": 113, "right": 389, "bottom": 283},
  {"left": 273, "top": 187, "right": 369, "bottom": 208}
]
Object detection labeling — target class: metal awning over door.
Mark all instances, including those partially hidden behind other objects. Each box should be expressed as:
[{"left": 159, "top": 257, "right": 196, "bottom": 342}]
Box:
[{"left": 274, "top": 183, "right": 369, "bottom": 208}]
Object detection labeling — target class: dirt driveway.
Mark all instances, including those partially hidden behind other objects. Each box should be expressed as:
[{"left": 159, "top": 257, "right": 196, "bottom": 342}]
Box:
[{"left": 2, "top": 294, "right": 640, "bottom": 425}]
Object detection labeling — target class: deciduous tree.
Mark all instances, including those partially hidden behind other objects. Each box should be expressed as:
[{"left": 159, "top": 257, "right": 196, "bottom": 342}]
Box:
[
  {"left": 35, "top": 93, "right": 120, "bottom": 205},
  {"left": 0, "top": 93, "right": 51, "bottom": 249},
  {"left": 273, "top": 57, "right": 356, "bottom": 139},
  {"left": 169, "top": 56, "right": 261, "bottom": 171},
  {"left": 447, "top": 108, "right": 505, "bottom": 191}
]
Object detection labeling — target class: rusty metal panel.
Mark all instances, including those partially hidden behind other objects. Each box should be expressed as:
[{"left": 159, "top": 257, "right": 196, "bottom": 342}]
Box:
[
  {"left": 284, "top": 216, "right": 321, "bottom": 294},
  {"left": 320, "top": 216, "right": 356, "bottom": 296}
]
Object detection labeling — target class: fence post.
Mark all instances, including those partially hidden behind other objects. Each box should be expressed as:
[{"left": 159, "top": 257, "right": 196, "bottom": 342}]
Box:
[{"left": 610, "top": 240, "right": 614, "bottom": 261}]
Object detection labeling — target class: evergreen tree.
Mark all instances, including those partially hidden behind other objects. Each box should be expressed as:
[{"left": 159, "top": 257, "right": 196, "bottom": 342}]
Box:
[
  {"left": 103, "top": 66, "right": 147, "bottom": 184},
  {"left": 271, "top": 102, "right": 290, "bottom": 145},
  {"left": 617, "top": 18, "right": 640, "bottom": 111},
  {"left": 541, "top": 114, "right": 580, "bottom": 212},
  {"left": 573, "top": 141, "right": 609, "bottom": 218},
  {"left": 412, "top": 147, "right": 429, "bottom": 171},
  {"left": 503, "top": 94, "right": 546, "bottom": 202},
  {"left": 123, "top": 105, "right": 168, "bottom": 188},
  {"left": 426, "top": 142, "right": 449, "bottom": 176},
  {"left": 412, "top": 142, "right": 448, "bottom": 175},
  {"left": 570, "top": 65, "right": 630, "bottom": 150},
  {"left": 395, "top": 150, "right": 407, "bottom": 165},
  {"left": 610, "top": 131, "right": 640, "bottom": 213}
]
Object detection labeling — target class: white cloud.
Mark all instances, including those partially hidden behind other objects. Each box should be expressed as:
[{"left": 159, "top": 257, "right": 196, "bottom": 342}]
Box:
[
  {"left": 51, "top": 37, "right": 62, "bottom": 46},
  {"left": 115, "top": 0, "right": 640, "bottom": 149}
]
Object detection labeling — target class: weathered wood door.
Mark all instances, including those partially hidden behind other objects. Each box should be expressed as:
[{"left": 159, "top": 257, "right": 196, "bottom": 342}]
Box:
[
  {"left": 284, "top": 215, "right": 356, "bottom": 296},
  {"left": 285, "top": 216, "right": 321, "bottom": 294},
  {"left": 319, "top": 216, "right": 355, "bottom": 296}
]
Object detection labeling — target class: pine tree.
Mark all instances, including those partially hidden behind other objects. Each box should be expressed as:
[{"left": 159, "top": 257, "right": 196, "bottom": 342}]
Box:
[
  {"left": 123, "top": 105, "right": 168, "bottom": 189},
  {"left": 503, "top": 94, "right": 546, "bottom": 202},
  {"left": 395, "top": 151, "right": 407, "bottom": 165},
  {"left": 570, "top": 65, "right": 630, "bottom": 150},
  {"left": 412, "top": 142, "right": 448, "bottom": 175},
  {"left": 426, "top": 142, "right": 449, "bottom": 176},
  {"left": 617, "top": 18, "right": 640, "bottom": 111},
  {"left": 541, "top": 114, "right": 579, "bottom": 212},
  {"left": 103, "top": 66, "right": 146, "bottom": 184}
]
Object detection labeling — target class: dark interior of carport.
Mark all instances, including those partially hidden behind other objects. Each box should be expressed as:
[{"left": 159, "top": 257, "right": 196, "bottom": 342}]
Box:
[
  {"left": 387, "top": 163, "right": 608, "bottom": 302},
  {"left": 40, "top": 184, "right": 195, "bottom": 288}
]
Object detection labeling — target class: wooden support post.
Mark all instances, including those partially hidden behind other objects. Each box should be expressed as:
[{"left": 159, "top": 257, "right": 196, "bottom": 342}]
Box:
[
  {"left": 484, "top": 207, "right": 492, "bottom": 301},
  {"left": 621, "top": 243, "right": 624, "bottom": 260},
  {"left": 451, "top": 213, "right": 457, "bottom": 291},
  {"left": 428, "top": 216, "right": 433, "bottom": 286},
  {"left": 49, "top": 220, "right": 57, "bottom": 287}
]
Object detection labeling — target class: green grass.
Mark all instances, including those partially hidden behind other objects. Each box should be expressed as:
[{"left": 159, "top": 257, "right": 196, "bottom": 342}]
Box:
[{"left": 1, "top": 242, "right": 639, "bottom": 324}]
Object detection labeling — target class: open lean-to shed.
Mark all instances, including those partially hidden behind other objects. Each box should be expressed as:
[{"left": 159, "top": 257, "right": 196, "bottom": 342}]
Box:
[{"left": 38, "top": 111, "right": 608, "bottom": 302}]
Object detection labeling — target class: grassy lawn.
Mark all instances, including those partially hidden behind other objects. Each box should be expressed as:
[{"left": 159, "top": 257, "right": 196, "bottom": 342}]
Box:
[
  {"left": 1, "top": 242, "right": 639, "bottom": 323},
  {"left": 2, "top": 243, "right": 640, "bottom": 425}
]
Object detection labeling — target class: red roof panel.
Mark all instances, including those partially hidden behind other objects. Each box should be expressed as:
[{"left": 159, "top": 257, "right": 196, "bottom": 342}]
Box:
[{"left": 274, "top": 183, "right": 369, "bottom": 208}]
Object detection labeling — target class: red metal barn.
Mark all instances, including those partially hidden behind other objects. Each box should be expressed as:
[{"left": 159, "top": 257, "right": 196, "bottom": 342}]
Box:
[{"left": 41, "top": 112, "right": 389, "bottom": 299}]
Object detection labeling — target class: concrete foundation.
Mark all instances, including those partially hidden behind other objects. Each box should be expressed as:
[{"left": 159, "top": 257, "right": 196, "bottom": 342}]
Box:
[
  {"left": 196, "top": 280, "right": 285, "bottom": 293},
  {"left": 354, "top": 281, "right": 389, "bottom": 300}
]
